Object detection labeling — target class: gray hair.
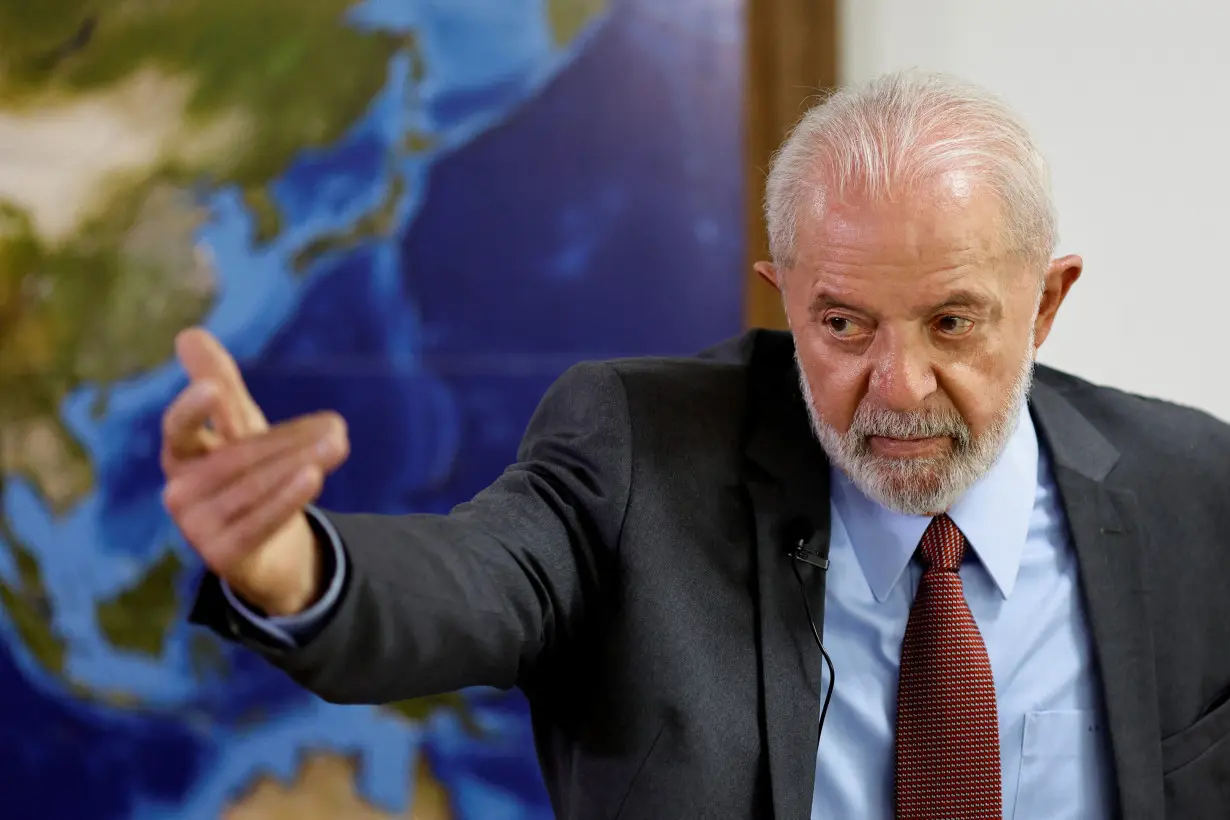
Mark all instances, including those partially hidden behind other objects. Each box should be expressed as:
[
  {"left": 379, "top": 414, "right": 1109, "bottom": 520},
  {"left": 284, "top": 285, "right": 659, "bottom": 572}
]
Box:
[{"left": 764, "top": 70, "right": 1057, "bottom": 272}]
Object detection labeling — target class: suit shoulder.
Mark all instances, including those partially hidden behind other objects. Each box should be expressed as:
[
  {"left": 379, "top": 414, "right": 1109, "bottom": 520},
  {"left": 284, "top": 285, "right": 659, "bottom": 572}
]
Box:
[
  {"left": 603, "top": 356, "right": 748, "bottom": 429},
  {"left": 596, "top": 329, "right": 775, "bottom": 387},
  {"left": 574, "top": 329, "right": 794, "bottom": 449},
  {"left": 1038, "top": 366, "right": 1230, "bottom": 466}
]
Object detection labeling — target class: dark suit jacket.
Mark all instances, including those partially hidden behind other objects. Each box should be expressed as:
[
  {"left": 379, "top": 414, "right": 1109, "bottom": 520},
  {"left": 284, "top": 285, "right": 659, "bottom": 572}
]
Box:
[{"left": 192, "top": 329, "right": 1230, "bottom": 819}]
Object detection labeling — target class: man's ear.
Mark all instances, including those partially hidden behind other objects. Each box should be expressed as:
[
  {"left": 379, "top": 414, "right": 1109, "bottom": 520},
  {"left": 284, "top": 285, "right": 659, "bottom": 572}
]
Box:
[
  {"left": 753, "top": 261, "right": 780, "bottom": 291},
  {"left": 1034, "top": 254, "right": 1082, "bottom": 350}
]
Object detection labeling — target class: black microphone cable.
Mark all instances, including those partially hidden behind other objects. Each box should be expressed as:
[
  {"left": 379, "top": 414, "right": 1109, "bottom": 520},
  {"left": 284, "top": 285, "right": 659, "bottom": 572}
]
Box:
[{"left": 791, "top": 552, "right": 836, "bottom": 743}]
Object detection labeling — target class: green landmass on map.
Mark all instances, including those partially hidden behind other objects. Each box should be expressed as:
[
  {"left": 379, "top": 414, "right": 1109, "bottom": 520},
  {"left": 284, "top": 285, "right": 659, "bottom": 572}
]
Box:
[
  {"left": 0, "top": 503, "right": 67, "bottom": 676},
  {"left": 0, "top": 0, "right": 405, "bottom": 186},
  {"left": 0, "top": 0, "right": 407, "bottom": 506},
  {"left": 293, "top": 173, "right": 407, "bottom": 274},
  {"left": 96, "top": 548, "right": 183, "bottom": 657},
  {"left": 547, "top": 0, "right": 608, "bottom": 45}
]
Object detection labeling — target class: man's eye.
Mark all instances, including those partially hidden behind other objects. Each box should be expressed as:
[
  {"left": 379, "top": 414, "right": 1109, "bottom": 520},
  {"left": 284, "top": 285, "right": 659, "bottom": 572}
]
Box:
[
  {"left": 827, "top": 316, "right": 860, "bottom": 337},
  {"left": 936, "top": 316, "right": 974, "bottom": 336}
]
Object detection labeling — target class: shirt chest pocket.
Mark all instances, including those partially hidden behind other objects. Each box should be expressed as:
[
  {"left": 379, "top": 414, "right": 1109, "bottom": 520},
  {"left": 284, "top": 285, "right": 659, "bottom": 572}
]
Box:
[{"left": 1012, "top": 710, "right": 1113, "bottom": 819}]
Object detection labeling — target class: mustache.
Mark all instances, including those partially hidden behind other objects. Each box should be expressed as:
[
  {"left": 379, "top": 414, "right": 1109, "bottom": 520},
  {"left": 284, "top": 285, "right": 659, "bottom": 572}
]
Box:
[{"left": 848, "top": 404, "right": 972, "bottom": 447}]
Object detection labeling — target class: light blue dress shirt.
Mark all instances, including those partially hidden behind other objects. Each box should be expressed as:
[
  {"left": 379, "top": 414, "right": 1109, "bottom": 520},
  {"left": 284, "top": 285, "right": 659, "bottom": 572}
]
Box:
[
  {"left": 814, "top": 408, "right": 1114, "bottom": 819},
  {"left": 224, "top": 408, "right": 1115, "bottom": 819}
]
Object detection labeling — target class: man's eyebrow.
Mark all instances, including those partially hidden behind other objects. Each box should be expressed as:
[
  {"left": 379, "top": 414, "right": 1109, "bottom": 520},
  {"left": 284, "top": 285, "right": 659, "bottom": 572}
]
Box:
[
  {"left": 808, "top": 289, "right": 997, "bottom": 317},
  {"left": 926, "top": 289, "right": 994, "bottom": 312},
  {"left": 810, "top": 291, "right": 871, "bottom": 314}
]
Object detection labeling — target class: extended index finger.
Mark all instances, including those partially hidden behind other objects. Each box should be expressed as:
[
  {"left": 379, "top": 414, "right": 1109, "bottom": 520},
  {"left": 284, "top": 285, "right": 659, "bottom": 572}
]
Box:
[{"left": 175, "top": 327, "right": 267, "bottom": 436}]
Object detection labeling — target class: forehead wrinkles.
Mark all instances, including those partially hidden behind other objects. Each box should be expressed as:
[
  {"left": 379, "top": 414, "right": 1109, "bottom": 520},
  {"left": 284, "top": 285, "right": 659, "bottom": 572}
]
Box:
[{"left": 798, "top": 175, "right": 1012, "bottom": 269}]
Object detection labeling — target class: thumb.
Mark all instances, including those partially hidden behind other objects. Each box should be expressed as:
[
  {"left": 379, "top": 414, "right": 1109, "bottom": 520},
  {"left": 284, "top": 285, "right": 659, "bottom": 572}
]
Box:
[{"left": 175, "top": 327, "right": 268, "bottom": 437}]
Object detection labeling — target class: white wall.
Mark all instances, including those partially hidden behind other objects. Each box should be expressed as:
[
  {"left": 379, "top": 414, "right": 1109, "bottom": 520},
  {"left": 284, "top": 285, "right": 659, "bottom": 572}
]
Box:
[{"left": 841, "top": 0, "right": 1230, "bottom": 420}]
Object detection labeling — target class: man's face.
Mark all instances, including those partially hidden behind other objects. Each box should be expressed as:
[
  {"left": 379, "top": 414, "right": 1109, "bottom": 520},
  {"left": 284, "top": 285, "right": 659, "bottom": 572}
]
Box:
[{"left": 761, "top": 177, "right": 1079, "bottom": 515}]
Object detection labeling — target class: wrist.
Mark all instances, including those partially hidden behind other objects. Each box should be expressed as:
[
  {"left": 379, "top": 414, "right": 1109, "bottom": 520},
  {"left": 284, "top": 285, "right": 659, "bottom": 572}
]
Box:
[
  {"left": 230, "top": 516, "right": 325, "bottom": 616},
  {"left": 253, "top": 570, "right": 321, "bottom": 617}
]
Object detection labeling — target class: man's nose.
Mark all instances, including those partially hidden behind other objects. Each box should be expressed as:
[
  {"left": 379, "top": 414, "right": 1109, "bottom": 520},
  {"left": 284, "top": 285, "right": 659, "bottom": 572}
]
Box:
[{"left": 867, "top": 333, "right": 937, "bottom": 413}]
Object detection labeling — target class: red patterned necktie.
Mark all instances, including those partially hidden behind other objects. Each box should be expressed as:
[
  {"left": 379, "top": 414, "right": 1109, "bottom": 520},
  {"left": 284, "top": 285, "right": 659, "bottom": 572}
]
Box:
[{"left": 895, "top": 514, "right": 1001, "bottom": 819}]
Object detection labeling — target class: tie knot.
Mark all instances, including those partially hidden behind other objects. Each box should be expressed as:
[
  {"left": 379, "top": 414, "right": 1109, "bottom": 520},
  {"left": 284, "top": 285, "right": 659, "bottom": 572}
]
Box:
[{"left": 919, "top": 514, "right": 967, "bottom": 572}]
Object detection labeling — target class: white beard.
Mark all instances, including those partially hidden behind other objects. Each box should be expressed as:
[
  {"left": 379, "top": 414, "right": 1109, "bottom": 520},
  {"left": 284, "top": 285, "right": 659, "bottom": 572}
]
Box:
[{"left": 797, "top": 337, "right": 1036, "bottom": 516}]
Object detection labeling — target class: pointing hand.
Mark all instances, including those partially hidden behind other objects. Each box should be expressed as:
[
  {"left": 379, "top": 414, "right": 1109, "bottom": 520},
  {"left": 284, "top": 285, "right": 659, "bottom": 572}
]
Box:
[{"left": 161, "top": 328, "right": 350, "bottom": 615}]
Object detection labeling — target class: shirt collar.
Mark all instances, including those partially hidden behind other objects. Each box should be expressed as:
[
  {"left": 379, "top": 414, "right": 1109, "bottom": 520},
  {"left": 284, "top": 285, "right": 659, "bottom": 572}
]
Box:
[{"left": 830, "top": 405, "right": 1040, "bottom": 602}]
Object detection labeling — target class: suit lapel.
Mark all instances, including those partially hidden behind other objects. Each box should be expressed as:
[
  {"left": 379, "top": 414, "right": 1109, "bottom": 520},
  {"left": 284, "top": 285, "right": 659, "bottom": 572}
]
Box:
[
  {"left": 1031, "top": 375, "right": 1163, "bottom": 820},
  {"left": 743, "top": 334, "right": 833, "bottom": 819}
]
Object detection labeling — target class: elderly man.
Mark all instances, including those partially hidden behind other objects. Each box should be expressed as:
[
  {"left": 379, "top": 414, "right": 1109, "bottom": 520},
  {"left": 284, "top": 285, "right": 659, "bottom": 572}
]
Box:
[{"left": 167, "top": 72, "right": 1230, "bottom": 819}]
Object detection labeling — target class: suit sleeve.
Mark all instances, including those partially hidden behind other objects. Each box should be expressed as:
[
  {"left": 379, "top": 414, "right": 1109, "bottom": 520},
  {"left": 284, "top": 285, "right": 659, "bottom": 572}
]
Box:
[{"left": 188, "top": 360, "right": 632, "bottom": 704}]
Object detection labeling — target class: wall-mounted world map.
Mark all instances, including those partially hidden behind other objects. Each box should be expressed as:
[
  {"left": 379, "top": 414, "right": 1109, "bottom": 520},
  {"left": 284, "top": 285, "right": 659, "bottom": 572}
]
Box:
[{"left": 0, "top": 1, "right": 743, "bottom": 816}]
